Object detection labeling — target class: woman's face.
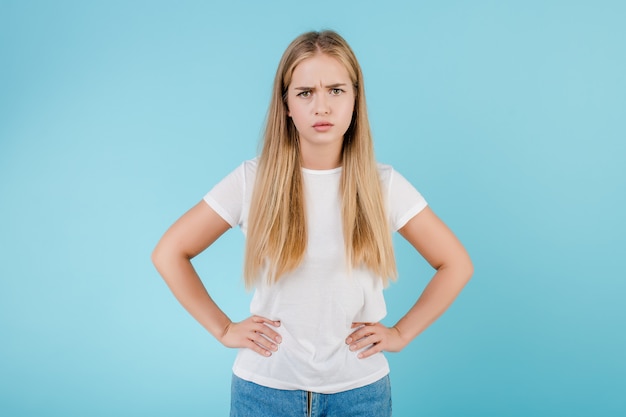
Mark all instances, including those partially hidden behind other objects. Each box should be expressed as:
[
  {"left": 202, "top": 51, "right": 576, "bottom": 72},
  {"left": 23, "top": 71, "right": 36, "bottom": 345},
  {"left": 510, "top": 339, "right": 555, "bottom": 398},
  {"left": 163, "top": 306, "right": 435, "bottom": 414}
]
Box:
[{"left": 286, "top": 53, "right": 355, "bottom": 165}]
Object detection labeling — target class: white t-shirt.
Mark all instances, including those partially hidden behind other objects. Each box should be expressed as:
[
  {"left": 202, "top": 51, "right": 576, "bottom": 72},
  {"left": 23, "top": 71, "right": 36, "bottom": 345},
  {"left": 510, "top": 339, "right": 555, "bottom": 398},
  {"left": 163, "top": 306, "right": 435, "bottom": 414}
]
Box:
[{"left": 204, "top": 159, "right": 427, "bottom": 394}]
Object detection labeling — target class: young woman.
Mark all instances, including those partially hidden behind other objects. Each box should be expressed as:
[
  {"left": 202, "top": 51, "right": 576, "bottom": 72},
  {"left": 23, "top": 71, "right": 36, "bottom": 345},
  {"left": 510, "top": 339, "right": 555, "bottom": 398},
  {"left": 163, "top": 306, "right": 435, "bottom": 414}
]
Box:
[{"left": 152, "top": 30, "right": 473, "bottom": 417}]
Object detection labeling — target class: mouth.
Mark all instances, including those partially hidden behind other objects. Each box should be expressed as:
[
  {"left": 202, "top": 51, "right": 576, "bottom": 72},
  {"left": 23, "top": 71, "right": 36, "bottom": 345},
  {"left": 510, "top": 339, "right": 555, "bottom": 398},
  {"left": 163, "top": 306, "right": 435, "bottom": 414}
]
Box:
[
  {"left": 313, "top": 122, "right": 334, "bottom": 132},
  {"left": 313, "top": 122, "right": 333, "bottom": 127}
]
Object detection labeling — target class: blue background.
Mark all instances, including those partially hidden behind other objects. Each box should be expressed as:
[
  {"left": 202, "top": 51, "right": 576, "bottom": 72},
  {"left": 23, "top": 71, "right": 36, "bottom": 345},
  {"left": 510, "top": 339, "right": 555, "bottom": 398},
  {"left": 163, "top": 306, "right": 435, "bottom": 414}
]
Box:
[{"left": 1, "top": 1, "right": 625, "bottom": 416}]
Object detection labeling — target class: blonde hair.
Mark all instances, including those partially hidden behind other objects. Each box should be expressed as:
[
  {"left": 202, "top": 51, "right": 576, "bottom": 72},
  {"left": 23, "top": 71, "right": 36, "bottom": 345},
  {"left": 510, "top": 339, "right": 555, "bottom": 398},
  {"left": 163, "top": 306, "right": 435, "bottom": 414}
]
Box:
[{"left": 244, "top": 30, "right": 396, "bottom": 287}]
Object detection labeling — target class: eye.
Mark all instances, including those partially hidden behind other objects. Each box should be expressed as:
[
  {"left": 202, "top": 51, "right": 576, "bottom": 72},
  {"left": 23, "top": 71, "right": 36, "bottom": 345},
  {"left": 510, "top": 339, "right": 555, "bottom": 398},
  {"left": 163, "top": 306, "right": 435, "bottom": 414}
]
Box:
[
  {"left": 297, "top": 90, "right": 311, "bottom": 98},
  {"left": 330, "top": 88, "right": 344, "bottom": 95}
]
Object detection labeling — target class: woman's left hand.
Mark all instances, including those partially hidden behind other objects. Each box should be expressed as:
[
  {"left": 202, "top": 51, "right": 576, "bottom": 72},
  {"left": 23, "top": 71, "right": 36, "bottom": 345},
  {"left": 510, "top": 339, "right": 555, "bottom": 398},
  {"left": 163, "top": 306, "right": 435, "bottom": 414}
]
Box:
[{"left": 345, "top": 322, "right": 408, "bottom": 359}]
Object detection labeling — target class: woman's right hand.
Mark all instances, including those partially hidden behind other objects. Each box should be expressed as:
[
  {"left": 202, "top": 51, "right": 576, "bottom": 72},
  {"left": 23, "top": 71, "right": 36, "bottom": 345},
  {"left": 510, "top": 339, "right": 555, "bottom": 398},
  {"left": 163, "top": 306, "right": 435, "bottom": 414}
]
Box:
[{"left": 220, "top": 316, "right": 282, "bottom": 357}]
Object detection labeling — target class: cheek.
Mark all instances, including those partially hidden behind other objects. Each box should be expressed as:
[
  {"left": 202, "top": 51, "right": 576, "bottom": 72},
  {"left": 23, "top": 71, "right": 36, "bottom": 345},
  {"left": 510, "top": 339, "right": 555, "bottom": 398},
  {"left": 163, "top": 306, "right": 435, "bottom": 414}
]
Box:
[
  {"left": 343, "top": 102, "right": 356, "bottom": 122},
  {"left": 290, "top": 104, "right": 307, "bottom": 121}
]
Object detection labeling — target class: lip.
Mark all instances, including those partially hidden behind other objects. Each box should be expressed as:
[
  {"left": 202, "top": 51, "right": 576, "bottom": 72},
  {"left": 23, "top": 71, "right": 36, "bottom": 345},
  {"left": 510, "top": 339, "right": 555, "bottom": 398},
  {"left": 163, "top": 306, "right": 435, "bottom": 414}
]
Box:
[{"left": 313, "top": 121, "right": 334, "bottom": 132}]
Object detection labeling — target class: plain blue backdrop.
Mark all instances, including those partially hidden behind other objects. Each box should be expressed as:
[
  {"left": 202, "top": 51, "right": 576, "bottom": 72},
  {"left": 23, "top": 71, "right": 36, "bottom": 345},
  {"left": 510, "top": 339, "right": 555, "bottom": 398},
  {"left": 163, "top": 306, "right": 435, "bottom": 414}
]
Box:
[{"left": 1, "top": 1, "right": 625, "bottom": 416}]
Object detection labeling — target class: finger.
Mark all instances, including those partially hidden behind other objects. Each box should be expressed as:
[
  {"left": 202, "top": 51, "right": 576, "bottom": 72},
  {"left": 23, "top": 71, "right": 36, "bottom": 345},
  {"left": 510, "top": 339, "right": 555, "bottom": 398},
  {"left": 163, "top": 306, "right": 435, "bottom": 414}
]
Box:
[
  {"left": 250, "top": 332, "right": 279, "bottom": 352},
  {"left": 253, "top": 323, "right": 282, "bottom": 344},
  {"left": 346, "top": 329, "right": 365, "bottom": 344},
  {"left": 245, "top": 339, "right": 272, "bottom": 357},
  {"left": 252, "top": 316, "right": 281, "bottom": 327},
  {"left": 346, "top": 322, "right": 366, "bottom": 344},
  {"left": 351, "top": 322, "right": 375, "bottom": 327},
  {"left": 358, "top": 343, "right": 382, "bottom": 359},
  {"left": 346, "top": 330, "right": 364, "bottom": 344},
  {"left": 349, "top": 334, "right": 373, "bottom": 351},
  {"left": 351, "top": 330, "right": 385, "bottom": 351},
  {"left": 346, "top": 325, "right": 376, "bottom": 344}
]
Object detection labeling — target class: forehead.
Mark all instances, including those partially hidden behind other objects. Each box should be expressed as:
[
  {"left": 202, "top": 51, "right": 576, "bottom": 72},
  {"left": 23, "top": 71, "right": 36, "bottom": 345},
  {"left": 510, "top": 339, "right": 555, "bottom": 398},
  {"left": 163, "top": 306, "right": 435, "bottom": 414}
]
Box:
[{"left": 290, "top": 53, "right": 351, "bottom": 85}]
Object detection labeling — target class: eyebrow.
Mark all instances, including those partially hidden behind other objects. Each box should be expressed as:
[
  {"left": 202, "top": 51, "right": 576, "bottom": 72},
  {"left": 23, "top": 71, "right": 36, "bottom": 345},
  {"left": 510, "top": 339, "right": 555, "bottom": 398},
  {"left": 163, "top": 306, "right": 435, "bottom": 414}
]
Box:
[{"left": 294, "top": 83, "right": 349, "bottom": 90}]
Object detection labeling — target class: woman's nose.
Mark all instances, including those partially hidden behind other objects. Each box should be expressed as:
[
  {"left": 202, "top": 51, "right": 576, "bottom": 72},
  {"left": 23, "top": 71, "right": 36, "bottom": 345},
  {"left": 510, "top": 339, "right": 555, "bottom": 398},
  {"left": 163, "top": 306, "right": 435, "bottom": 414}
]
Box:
[{"left": 314, "top": 94, "right": 330, "bottom": 115}]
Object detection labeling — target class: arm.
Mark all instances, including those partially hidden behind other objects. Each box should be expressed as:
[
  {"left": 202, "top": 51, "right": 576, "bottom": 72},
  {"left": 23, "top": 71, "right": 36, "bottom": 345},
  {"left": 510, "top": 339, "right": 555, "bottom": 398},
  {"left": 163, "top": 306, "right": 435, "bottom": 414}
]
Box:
[
  {"left": 346, "top": 206, "right": 473, "bottom": 358},
  {"left": 151, "top": 201, "right": 281, "bottom": 356}
]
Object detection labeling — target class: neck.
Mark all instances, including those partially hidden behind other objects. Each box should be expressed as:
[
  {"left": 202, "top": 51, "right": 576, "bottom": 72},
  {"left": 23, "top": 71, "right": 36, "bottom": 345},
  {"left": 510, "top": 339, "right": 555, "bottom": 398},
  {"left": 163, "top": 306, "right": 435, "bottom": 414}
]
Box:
[{"left": 299, "top": 142, "right": 343, "bottom": 170}]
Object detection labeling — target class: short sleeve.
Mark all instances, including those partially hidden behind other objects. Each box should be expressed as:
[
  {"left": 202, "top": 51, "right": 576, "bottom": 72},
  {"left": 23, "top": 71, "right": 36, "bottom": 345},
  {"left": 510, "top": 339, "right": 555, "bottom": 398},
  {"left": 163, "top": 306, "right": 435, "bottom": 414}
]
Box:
[
  {"left": 203, "top": 162, "right": 249, "bottom": 228},
  {"left": 385, "top": 167, "right": 428, "bottom": 231}
]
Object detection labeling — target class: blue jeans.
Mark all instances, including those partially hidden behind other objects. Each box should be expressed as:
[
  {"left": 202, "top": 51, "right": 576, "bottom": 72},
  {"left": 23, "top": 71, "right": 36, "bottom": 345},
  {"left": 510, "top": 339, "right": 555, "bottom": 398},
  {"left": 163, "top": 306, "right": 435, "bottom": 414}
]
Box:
[{"left": 230, "top": 374, "right": 392, "bottom": 417}]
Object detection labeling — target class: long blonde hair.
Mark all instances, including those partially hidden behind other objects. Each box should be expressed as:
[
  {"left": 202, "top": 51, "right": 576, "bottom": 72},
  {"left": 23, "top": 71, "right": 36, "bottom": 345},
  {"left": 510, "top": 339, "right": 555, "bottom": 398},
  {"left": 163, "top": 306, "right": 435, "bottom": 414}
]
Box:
[{"left": 244, "top": 30, "right": 396, "bottom": 287}]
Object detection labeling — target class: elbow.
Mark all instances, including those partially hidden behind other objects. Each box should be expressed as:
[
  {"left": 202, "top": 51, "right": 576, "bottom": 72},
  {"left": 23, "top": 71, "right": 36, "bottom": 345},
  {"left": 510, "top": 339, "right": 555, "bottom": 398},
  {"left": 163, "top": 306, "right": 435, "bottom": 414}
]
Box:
[
  {"left": 151, "top": 240, "right": 191, "bottom": 277},
  {"left": 465, "top": 259, "right": 474, "bottom": 282},
  {"left": 439, "top": 253, "right": 473, "bottom": 284},
  {"left": 151, "top": 242, "right": 167, "bottom": 273},
  {"left": 461, "top": 253, "right": 474, "bottom": 283},
  {"left": 151, "top": 245, "right": 161, "bottom": 271}
]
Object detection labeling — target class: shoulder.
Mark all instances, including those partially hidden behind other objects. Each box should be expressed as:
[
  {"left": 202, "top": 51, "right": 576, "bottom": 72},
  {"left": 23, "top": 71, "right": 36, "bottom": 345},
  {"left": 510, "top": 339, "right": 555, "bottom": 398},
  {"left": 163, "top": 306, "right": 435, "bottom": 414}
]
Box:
[
  {"left": 225, "top": 157, "right": 258, "bottom": 185},
  {"left": 241, "top": 157, "right": 259, "bottom": 175},
  {"left": 243, "top": 157, "right": 259, "bottom": 168},
  {"left": 208, "top": 157, "right": 259, "bottom": 194},
  {"left": 375, "top": 162, "right": 428, "bottom": 230},
  {"left": 375, "top": 161, "right": 426, "bottom": 202},
  {"left": 376, "top": 162, "right": 421, "bottom": 189},
  {"left": 375, "top": 162, "right": 395, "bottom": 186},
  {"left": 376, "top": 161, "right": 393, "bottom": 175}
]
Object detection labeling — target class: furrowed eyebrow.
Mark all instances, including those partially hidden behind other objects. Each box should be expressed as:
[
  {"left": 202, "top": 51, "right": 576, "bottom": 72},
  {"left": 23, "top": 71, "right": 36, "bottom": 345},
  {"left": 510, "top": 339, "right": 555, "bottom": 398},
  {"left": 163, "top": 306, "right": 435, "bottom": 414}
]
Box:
[
  {"left": 293, "top": 83, "right": 349, "bottom": 90},
  {"left": 325, "top": 83, "right": 348, "bottom": 88}
]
